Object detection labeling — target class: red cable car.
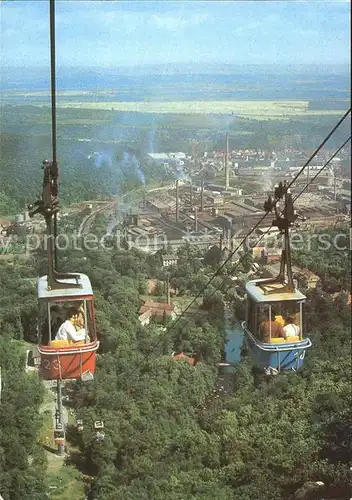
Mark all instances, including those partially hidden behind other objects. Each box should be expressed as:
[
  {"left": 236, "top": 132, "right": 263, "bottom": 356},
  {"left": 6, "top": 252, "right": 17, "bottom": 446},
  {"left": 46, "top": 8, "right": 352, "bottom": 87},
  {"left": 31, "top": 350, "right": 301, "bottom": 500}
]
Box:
[
  {"left": 29, "top": 159, "right": 99, "bottom": 381},
  {"left": 37, "top": 273, "right": 99, "bottom": 380}
]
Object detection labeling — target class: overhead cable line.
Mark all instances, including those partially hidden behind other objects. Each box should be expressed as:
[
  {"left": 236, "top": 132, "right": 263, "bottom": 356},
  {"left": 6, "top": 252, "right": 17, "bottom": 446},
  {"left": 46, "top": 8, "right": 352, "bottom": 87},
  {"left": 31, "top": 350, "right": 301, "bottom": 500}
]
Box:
[
  {"left": 49, "top": 0, "right": 59, "bottom": 269},
  {"left": 292, "top": 136, "right": 351, "bottom": 203},
  {"left": 50, "top": 0, "right": 57, "bottom": 165},
  {"left": 123, "top": 112, "right": 350, "bottom": 380},
  {"left": 286, "top": 107, "right": 351, "bottom": 190}
]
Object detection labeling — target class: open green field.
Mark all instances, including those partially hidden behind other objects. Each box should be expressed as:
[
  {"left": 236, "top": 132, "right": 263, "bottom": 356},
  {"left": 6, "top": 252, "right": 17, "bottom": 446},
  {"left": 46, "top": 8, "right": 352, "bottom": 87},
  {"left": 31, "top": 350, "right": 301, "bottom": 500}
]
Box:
[
  {"left": 46, "top": 461, "right": 87, "bottom": 500},
  {"left": 56, "top": 100, "right": 345, "bottom": 119}
]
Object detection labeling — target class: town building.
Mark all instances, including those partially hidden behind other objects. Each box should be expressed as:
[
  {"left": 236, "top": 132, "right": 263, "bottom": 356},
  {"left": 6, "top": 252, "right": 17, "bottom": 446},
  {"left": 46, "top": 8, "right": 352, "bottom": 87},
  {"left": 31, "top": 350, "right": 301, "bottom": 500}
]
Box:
[
  {"left": 0, "top": 218, "right": 11, "bottom": 235},
  {"left": 171, "top": 352, "right": 196, "bottom": 366},
  {"left": 162, "top": 255, "right": 179, "bottom": 267},
  {"left": 138, "top": 299, "right": 176, "bottom": 325}
]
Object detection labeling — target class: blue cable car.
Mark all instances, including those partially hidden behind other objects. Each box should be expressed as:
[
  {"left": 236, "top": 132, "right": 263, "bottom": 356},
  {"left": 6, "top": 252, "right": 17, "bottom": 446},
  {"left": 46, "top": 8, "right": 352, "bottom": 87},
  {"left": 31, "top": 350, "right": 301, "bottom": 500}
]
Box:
[
  {"left": 242, "top": 280, "right": 312, "bottom": 374},
  {"left": 242, "top": 181, "right": 312, "bottom": 374}
]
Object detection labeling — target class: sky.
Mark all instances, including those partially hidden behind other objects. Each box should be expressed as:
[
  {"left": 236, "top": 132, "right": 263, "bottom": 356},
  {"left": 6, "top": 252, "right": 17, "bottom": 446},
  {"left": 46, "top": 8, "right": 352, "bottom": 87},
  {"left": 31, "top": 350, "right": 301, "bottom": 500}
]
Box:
[{"left": 0, "top": 1, "right": 350, "bottom": 68}]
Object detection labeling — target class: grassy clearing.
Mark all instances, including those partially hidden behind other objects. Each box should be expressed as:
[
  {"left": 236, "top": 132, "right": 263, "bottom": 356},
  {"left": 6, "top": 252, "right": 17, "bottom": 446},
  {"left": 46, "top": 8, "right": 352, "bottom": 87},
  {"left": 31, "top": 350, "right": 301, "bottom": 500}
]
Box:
[
  {"left": 38, "top": 410, "right": 56, "bottom": 450},
  {"left": 173, "top": 295, "right": 204, "bottom": 313},
  {"left": 46, "top": 463, "right": 87, "bottom": 500},
  {"left": 43, "top": 386, "right": 56, "bottom": 406},
  {"left": 56, "top": 119, "right": 112, "bottom": 125},
  {"left": 55, "top": 100, "right": 344, "bottom": 119},
  {"left": 38, "top": 390, "right": 88, "bottom": 499}
]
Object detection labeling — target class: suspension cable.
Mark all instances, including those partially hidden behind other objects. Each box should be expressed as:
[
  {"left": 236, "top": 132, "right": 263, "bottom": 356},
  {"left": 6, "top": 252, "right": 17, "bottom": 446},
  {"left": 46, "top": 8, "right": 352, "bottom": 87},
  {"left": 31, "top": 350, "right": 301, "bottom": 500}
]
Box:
[
  {"left": 286, "top": 107, "right": 350, "bottom": 190},
  {"left": 50, "top": 0, "right": 57, "bottom": 165},
  {"left": 293, "top": 136, "right": 351, "bottom": 202},
  {"left": 49, "top": 0, "right": 58, "bottom": 268},
  {"left": 124, "top": 132, "right": 351, "bottom": 381}
]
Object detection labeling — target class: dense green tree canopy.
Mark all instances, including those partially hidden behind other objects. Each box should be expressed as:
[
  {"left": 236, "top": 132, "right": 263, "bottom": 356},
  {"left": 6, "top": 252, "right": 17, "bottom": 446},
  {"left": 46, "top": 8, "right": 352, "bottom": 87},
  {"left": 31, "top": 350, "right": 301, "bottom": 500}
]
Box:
[{"left": 0, "top": 224, "right": 350, "bottom": 499}]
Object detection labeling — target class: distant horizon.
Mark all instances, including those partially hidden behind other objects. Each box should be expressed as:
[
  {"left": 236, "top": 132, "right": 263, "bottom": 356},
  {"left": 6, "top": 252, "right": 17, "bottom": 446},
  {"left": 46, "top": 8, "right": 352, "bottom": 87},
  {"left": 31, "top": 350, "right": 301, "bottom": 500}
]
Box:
[
  {"left": 3, "top": 62, "right": 350, "bottom": 67},
  {"left": 2, "top": 61, "right": 350, "bottom": 73},
  {"left": 1, "top": 61, "right": 350, "bottom": 94}
]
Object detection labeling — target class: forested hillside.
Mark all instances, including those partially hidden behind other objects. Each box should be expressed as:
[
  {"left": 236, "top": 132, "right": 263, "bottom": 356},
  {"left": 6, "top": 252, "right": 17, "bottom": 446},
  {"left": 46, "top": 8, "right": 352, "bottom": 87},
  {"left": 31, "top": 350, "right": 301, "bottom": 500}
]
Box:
[
  {"left": 0, "top": 265, "right": 46, "bottom": 498},
  {"left": 0, "top": 106, "right": 177, "bottom": 214},
  {"left": 0, "top": 223, "right": 350, "bottom": 499}
]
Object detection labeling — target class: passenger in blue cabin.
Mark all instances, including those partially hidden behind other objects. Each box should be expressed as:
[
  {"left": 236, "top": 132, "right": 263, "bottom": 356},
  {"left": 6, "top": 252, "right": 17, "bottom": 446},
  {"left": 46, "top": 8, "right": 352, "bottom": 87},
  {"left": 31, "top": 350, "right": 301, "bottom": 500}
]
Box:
[
  {"left": 283, "top": 315, "right": 300, "bottom": 338},
  {"left": 259, "top": 308, "right": 285, "bottom": 342}
]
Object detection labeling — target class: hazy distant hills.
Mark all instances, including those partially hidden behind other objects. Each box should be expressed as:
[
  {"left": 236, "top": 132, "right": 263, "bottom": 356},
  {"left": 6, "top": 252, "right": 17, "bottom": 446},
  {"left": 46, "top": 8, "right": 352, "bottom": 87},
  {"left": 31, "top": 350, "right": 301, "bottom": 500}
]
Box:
[
  {"left": 1, "top": 63, "right": 350, "bottom": 91},
  {"left": 56, "top": 62, "right": 350, "bottom": 75}
]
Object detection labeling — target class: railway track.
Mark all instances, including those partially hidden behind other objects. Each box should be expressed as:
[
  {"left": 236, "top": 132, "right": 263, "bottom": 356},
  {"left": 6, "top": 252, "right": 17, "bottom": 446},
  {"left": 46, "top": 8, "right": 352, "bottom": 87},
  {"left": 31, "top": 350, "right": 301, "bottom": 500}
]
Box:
[
  {"left": 78, "top": 198, "right": 117, "bottom": 236},
  {"left": 77, "top": 183, "right": 179, "bottom": 238}
]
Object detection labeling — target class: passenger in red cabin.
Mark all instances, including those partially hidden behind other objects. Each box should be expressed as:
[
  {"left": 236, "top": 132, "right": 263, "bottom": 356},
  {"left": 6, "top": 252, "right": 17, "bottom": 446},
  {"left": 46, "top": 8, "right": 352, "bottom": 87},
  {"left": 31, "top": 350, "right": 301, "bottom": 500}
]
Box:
[{"left": 55, "top": 307, "right": 87, "bottom": 343}]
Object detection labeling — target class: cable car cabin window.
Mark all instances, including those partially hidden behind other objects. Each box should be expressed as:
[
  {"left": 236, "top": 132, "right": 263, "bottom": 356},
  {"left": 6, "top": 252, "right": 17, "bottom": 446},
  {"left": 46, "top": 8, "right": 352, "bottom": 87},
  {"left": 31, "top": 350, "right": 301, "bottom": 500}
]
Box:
[
  {"left": 255, "top": 303, "right": 287, "bottom": 342},
  {"left": 38, "top": 301, "right": 49, "bottom": 345},
  {"left": 254, "top": 302, "right": 303, "bottom": 342},
  {"left": 247, "top": 297, "right": 256, "bottom": 333},
  {"left": 256, "top": 304, "right": 270, "bottom": 340},
  {"left": 86, "top": 300, "right": 96, "bottom": 343},
  {"left": 39, "top": 300, "right": 92, "bottom": 346},
  {"left": 281, "top": 301, "right": 303, "bottom": 339}
]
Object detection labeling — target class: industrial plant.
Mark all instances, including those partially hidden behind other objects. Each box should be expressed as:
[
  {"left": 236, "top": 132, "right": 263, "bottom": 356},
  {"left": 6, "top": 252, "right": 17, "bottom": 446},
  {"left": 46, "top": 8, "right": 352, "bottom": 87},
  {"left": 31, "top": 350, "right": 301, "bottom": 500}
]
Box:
[{"left": 113, "top": 135, "right": 350, "bottom": 254}]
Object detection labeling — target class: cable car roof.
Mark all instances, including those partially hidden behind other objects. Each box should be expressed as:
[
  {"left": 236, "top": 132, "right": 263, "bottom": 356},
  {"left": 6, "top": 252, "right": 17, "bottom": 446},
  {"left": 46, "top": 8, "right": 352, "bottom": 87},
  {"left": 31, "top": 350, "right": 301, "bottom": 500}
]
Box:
[
  {"left": 245, "top": 279, "right": 306, "bottom": 303},
  {"left": 38, "top": 273, "right": 93, "bottom": 299}
]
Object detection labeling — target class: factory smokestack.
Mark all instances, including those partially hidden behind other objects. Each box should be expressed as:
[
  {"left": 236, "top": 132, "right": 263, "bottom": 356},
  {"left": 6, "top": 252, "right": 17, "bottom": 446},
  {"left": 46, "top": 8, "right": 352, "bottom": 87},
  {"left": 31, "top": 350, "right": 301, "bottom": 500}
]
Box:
[
  {"left": 189, "top": 182, "right": 193, "bottom": 208},
  {"left": 200, "top": 176, "right": 204, "bottom": 212},
  {"left": 227, "top": 228, "right": 231, "bottom": 251},
  {"left": 176, "top": 180, "right": 180, "bottom": 223},
  {"left": 166, "top": 274, "right": 171, "bottom": 305},
  {"left": 194, "top": 206, "right": 198, "bottom": 232},
  {"left": 225, "top": 132, "right": 229, "bottom": 190}
]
